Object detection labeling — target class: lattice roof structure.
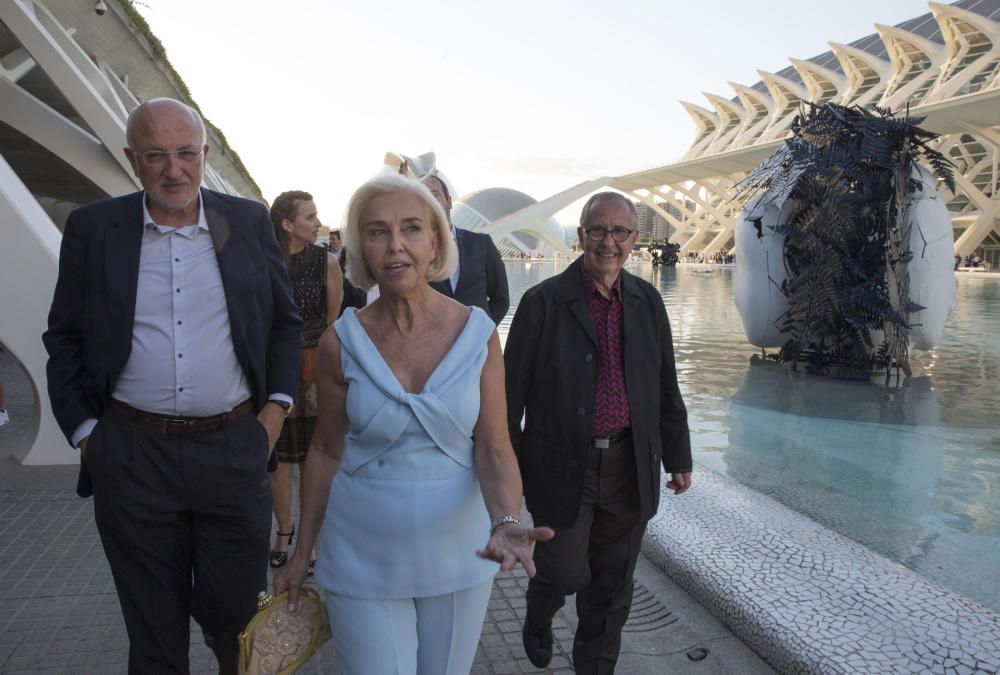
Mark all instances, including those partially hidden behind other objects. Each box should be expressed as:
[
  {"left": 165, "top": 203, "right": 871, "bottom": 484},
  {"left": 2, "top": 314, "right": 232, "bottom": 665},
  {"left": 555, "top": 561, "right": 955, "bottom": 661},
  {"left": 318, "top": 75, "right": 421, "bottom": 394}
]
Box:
[{"left": 501, "top": 1, "right": 1000, "bottom": 263}]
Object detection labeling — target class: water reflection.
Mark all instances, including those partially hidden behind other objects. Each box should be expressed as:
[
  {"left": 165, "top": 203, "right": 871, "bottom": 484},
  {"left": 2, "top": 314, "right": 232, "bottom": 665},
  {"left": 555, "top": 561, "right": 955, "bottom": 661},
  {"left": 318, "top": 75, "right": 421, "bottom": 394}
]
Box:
[
  {"left": 731, "top": 363, "right": 944, "bottom": 427},
  {"left": 502, "top": 261, "right": 1000, "bottom": 611},
  {"left": 727, "top": 364, "right": 945, "bottom": 560}
]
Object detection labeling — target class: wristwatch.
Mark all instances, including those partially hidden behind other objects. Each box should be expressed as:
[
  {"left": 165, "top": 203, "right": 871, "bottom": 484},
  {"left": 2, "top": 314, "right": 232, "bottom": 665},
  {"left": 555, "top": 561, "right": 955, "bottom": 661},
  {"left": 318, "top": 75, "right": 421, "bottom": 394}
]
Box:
[
  {"left": 272, "top": 400, "right": 294, "bottom": 417},
  {"left": 489, "top": 515, "right": 521, "bottom": 537}
]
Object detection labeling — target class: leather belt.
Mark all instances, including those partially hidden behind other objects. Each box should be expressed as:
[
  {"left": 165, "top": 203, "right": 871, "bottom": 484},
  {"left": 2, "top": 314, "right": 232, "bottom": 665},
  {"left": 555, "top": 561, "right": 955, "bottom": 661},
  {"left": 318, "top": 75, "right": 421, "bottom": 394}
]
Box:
[
  {"left": 110, "top": 399, "right": 254, "bottom": 436},
  {"left": 592, "top": 428, "right": 631, "bottom": 449}
]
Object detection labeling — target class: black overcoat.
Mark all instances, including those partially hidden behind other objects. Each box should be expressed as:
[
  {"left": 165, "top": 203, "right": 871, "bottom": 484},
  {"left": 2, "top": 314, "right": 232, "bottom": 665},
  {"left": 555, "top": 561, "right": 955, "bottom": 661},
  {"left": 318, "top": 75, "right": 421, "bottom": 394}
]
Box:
[{"left": 504, "top": 258, "right": 691, "bottom": 529}]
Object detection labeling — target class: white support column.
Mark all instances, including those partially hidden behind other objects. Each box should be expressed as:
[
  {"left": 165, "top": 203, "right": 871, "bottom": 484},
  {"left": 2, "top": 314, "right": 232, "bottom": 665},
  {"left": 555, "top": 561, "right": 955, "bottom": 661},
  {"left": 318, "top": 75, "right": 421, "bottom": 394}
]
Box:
[
  {"left": 702, "top": 226, "right": 736, "bottom": 256},
  {"left": 95, "top": 58, "right": 140, "bottom": 111},
  {"left": 0, "top": 45, "right": 36, "bottom": 82},
  {"left": 954, "top": 210, "right": 999, "bottom": 255},
  {"left": 0, "top": 154, "right": 73, "bottom": 464},
  {"left": 0, "top": 78, "right": 138, "bottom": 196},
  {"left": 660, "top": 183, "right": 728, "bottom": 224},
  {"left": 679, "top": 225, "right": 713, "bottom": 255},
  {"left": 0, "top": 0, "right": 132, "bottom": 174},
  {"left": 950, "top": 155, "right": 999, "bottom": 254},
  {"left": 17, "top": 0, "right": 131, "bottom": 119},
  {"left": 672, "top": 177, "right": 740, "bottom": 255}
]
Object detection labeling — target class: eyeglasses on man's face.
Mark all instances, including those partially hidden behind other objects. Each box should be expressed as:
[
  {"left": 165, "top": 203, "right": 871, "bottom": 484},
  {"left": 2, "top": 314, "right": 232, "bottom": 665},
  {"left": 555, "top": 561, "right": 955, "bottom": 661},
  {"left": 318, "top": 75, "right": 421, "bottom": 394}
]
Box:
[
  {"left": 583, "top": 226, "right": 634, "bottom": 243},
  {"left": 138, "top": 148, "right": 204, "bottom": 167}
]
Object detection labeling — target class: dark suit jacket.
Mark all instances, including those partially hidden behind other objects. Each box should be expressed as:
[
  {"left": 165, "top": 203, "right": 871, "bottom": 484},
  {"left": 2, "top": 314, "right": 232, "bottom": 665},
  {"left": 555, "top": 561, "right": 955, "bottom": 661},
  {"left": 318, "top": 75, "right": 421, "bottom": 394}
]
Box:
[
  {"left": 340, "top": 275, "right": 368, "bottom": 316},
  {"left": 430, "top": 228, "right": 509, "bottom": 325},
  {"left": 504, "top": 258, "right": 691, "bottom": 529},
  {"left": 43, "top": 189, "right": 303, "bottom": 497}
]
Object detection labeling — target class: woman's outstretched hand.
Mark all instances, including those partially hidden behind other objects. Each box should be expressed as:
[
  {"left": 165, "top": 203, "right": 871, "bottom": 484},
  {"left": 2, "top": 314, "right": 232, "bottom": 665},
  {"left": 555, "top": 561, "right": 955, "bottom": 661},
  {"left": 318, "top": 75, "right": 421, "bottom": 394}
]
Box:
[{"left": 476, "top": 525, "right": 555, "bottom": 577}]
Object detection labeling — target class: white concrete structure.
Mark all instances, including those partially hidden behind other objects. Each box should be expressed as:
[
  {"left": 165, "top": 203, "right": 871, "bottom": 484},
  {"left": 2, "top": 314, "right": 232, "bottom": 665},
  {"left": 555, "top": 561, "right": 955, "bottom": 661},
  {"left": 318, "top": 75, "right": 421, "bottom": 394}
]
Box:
[
  {"left": 386, "top": 150, "right": 577, "bottom": 257},
  {"left": 522, "top": 2, "right": 1000, "bottom": 266},
  {"left": 481, "top": 177, "right": 611, "bottom": 254},
  {"left": 453, "top": 187, "right": 572, "bottom": 257},
  {"left": 0, "top": 0, "right": 261, "bottom": 464}
]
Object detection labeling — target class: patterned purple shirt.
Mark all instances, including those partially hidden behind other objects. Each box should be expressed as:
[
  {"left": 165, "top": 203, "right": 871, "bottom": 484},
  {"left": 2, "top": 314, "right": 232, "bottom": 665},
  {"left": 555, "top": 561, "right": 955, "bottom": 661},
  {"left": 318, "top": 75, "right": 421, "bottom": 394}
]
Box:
[{"left": 582, "top": 267, "right": 631, "bottom": 435}]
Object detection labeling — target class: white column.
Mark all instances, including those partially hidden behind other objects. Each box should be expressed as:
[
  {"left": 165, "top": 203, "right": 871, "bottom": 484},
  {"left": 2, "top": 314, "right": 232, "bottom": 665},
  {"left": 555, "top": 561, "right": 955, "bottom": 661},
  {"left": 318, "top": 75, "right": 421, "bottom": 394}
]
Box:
[{"left": 0, "top": 155, "right": 74, "bottom": 464}]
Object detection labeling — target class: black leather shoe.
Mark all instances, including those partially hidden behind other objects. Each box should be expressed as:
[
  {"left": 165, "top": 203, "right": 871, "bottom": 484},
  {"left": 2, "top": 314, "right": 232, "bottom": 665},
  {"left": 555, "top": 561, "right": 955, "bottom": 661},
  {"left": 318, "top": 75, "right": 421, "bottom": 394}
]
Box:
[{"left": 522, "top": 620, "right": 553, "bottom": 668}]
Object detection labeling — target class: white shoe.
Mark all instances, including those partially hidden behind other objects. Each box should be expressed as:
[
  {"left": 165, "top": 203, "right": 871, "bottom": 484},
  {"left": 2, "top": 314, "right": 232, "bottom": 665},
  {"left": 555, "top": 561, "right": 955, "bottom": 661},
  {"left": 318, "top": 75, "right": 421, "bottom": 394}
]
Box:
[{"left": 0, "top": 409, "right": 8, "bottom": 427}]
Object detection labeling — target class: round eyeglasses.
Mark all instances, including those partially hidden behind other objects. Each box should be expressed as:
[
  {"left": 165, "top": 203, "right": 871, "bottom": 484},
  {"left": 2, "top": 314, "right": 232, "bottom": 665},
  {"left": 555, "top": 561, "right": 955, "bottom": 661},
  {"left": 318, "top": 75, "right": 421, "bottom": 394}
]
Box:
[
  {"left": 583, "top": 226, "right": 634, "bottom": 243},
  {"left": 138, "top": 149, "right": 203, "bottom": 167}
]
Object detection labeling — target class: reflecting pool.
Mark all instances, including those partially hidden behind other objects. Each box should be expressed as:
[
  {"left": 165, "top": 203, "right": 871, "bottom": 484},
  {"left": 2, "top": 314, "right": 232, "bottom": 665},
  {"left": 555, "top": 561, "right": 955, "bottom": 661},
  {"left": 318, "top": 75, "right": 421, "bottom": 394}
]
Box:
[{"left": 500, "top": 261, "right": 1000, "bottom": 612}]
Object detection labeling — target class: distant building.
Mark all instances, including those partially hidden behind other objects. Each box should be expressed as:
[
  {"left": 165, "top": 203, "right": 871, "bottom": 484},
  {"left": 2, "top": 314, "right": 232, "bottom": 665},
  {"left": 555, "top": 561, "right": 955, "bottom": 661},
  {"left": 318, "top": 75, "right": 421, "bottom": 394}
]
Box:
[
  {"left": 453, "top": 187, "right": 571, "bottom": 257},
  {"left": 635, "top": 201, "right": 682, "bottom": 241}
]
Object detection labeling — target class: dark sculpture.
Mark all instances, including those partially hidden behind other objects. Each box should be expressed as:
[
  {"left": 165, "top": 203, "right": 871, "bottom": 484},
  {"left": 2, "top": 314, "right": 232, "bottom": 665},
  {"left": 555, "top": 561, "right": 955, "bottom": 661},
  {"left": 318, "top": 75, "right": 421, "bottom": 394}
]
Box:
[
  {"left": 647, "top": 241, "right": 680, "bottom": 266},
  {"left": 733, "top": 103, "right": 954, "bottom": 380}
]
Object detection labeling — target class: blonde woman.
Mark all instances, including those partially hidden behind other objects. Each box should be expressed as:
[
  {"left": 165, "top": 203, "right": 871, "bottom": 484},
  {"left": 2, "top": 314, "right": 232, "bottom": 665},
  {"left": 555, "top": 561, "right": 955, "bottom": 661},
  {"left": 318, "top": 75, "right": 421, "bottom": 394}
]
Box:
[{"left": 274, "top": 172, "right": 551, "bottom": 674}]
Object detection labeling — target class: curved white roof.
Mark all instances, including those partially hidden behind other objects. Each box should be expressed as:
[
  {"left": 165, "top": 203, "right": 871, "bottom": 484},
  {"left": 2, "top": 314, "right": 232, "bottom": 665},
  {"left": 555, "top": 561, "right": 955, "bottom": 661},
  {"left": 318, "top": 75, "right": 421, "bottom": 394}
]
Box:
[{"left": 457, "top": 187, "right": 538, "bottom": 221}]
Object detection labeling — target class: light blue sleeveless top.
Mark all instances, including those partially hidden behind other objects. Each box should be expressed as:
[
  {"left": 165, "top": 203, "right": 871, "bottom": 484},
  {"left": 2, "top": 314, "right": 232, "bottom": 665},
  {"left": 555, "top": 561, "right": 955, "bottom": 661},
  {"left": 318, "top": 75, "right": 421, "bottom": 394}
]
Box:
[{"left": 316, "top": 306, "right": 498, "bottom": 599}]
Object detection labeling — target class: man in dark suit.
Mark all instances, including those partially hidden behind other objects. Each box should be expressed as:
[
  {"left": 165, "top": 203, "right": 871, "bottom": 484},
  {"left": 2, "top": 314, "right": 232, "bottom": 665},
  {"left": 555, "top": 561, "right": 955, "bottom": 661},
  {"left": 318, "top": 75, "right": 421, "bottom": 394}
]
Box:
[
  {"left": 505, "top": 192, "right": 692, "bottom": 673},
  {"left": 332, "top": 228, "right": 369, "bottom": 317},
  {"left": 329, "top": 229, "right": 347, "bottom": 271},
  {"left": 423, "top": 172, "right": 510, "bottom": 324},
  {"left": 43, "top": 98, "right": 302, "bottom": 674}
]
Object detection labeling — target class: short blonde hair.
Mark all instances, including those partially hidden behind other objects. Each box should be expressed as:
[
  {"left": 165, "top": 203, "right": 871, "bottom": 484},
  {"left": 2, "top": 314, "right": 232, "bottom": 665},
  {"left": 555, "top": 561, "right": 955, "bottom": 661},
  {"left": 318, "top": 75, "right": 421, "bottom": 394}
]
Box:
[{"left": 342, "top": 171, "right": 457, "bottom": 291}]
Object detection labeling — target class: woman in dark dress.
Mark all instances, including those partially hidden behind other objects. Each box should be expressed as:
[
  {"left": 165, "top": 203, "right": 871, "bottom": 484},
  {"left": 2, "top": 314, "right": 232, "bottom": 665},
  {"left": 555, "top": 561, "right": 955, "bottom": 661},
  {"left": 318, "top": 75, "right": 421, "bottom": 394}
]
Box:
[{"left": 269, "top": 190, "right": 343, "bottom": 572}]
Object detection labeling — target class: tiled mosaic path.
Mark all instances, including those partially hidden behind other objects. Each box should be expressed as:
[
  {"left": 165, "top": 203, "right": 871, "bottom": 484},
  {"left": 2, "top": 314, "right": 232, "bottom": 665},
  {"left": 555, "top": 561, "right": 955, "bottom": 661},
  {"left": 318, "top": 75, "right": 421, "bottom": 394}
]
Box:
[
  {"left": 645, "top": 468, "right": 1000, "bottom": 674},
  {"left": 15, "top": 452, "right": 992, "bottom": 673},
  {"left": 1, "top": 477, "right": 764, "bottom": 674}
]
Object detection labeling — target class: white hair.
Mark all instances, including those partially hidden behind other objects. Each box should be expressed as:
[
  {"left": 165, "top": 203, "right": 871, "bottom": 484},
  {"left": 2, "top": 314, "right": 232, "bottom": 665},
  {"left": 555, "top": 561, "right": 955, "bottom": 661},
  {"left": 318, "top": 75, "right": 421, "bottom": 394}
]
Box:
[{"left": 342, "top": 170, "right": 457, "bottom": 291}]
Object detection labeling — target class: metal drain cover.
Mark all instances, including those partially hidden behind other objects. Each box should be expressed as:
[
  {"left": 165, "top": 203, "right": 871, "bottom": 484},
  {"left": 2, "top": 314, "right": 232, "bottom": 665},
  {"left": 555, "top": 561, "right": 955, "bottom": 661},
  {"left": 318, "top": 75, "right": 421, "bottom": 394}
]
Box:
[{"left": 624, "top": 579, "right": 677, "bottom": 633}]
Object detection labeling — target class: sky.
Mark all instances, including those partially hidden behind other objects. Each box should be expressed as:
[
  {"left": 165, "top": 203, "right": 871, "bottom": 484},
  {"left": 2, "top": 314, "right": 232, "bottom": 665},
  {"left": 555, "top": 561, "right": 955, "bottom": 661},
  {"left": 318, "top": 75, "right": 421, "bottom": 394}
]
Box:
[{"left": 136, "top": 0, "right": 935, "bottom": 228}]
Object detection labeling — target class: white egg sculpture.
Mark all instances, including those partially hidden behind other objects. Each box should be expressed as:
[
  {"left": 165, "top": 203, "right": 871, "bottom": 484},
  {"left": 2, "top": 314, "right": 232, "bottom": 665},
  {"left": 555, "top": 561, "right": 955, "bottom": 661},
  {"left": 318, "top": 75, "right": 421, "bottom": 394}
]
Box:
[
  {"left": 906, "top": 165, "right": 956, "bottom": 350},
  {"left": 733, "top": 195, "right": 789, "bottom": 348},
  {"left": 734, "top": 164, "right": 954, "bottom": 352}
]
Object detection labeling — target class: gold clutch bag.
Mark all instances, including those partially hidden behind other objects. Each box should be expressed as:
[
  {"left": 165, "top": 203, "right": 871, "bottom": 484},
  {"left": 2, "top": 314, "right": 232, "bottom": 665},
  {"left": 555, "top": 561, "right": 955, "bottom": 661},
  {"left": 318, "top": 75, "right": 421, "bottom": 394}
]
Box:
[{"left": 238, "top": 588, "right": 331, "bottom": 675}]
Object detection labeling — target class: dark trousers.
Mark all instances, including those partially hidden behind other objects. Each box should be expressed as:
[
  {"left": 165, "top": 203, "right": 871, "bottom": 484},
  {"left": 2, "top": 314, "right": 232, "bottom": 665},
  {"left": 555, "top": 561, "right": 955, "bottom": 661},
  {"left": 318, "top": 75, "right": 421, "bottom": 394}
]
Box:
[
  {"left": 87, "top": 405, "right": 273, "bottom": 674},
  {"left": 526, "top": 435, "right": 646, "bottom": 674}
]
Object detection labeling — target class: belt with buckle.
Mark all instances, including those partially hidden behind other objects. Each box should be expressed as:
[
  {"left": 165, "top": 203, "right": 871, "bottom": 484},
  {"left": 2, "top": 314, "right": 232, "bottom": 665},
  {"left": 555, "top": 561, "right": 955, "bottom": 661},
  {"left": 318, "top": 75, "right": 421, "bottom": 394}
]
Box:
[
  {"left": 592, "top": 428, "right": 631, "bottom": 449},
  {"left": 110, "top": 399, "right": 254, "bottom": 436}
]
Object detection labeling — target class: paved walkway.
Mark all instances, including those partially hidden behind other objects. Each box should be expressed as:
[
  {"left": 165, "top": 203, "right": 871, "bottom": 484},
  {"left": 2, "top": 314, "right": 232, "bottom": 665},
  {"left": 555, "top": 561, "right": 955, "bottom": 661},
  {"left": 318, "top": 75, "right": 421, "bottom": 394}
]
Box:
[{"left": 0, "top": 463, "right": 772, "bottom": 674}]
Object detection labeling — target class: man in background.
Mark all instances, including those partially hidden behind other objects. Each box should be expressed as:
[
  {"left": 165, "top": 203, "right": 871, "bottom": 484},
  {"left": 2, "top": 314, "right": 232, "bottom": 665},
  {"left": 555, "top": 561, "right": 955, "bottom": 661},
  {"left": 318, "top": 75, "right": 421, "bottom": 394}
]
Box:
[
  {"left": 329, "top": 229, "right": 347, "bottom": 272},
  {"left": 422, "top": 170, "right": 509, "bottom": 325}
]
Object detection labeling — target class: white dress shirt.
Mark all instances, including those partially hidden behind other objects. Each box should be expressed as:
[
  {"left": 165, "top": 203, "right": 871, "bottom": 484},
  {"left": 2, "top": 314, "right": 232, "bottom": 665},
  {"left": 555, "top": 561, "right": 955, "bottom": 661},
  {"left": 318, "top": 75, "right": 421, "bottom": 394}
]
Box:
[
  {"left": 449, "top": 225, "right": 461, "bottom": 293},
  {"left": 71, "top": 193, "right": 288, "bottom": 447}
]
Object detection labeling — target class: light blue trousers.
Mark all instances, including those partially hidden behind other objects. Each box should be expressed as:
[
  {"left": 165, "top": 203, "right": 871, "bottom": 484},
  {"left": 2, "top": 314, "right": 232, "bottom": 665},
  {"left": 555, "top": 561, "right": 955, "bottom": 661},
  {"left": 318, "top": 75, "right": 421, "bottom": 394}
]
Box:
[{"left": 325, "top": 578, "right": 493, "bottom": 675}]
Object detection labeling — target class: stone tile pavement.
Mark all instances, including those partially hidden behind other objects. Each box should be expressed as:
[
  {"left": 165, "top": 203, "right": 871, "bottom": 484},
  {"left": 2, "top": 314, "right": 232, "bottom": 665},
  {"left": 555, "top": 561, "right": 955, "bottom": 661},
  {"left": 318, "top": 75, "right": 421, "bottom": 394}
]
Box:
[{"left": 0, "top": 464, "right": 772, "bottom": 674}]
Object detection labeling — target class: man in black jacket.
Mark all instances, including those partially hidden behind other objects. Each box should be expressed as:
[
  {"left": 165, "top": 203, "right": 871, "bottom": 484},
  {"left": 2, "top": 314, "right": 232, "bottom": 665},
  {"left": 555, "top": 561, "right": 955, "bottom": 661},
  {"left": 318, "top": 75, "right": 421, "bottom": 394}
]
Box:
[
  {"left": 423, "top": 171, "right": 510, "bottom": 324},
  {"left": 505, "top": 192, "right": 692, "bottom": 673},
  {"left": 43, "top": 98, "right": 302, "bottom": 674}
]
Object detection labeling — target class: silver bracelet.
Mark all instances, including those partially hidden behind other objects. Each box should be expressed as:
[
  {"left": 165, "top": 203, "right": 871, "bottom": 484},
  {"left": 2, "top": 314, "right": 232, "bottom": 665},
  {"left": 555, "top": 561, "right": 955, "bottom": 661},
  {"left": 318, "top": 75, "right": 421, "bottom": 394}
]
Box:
[{"left": 489, "top": 515, "right": 521, "bottom": 537}]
